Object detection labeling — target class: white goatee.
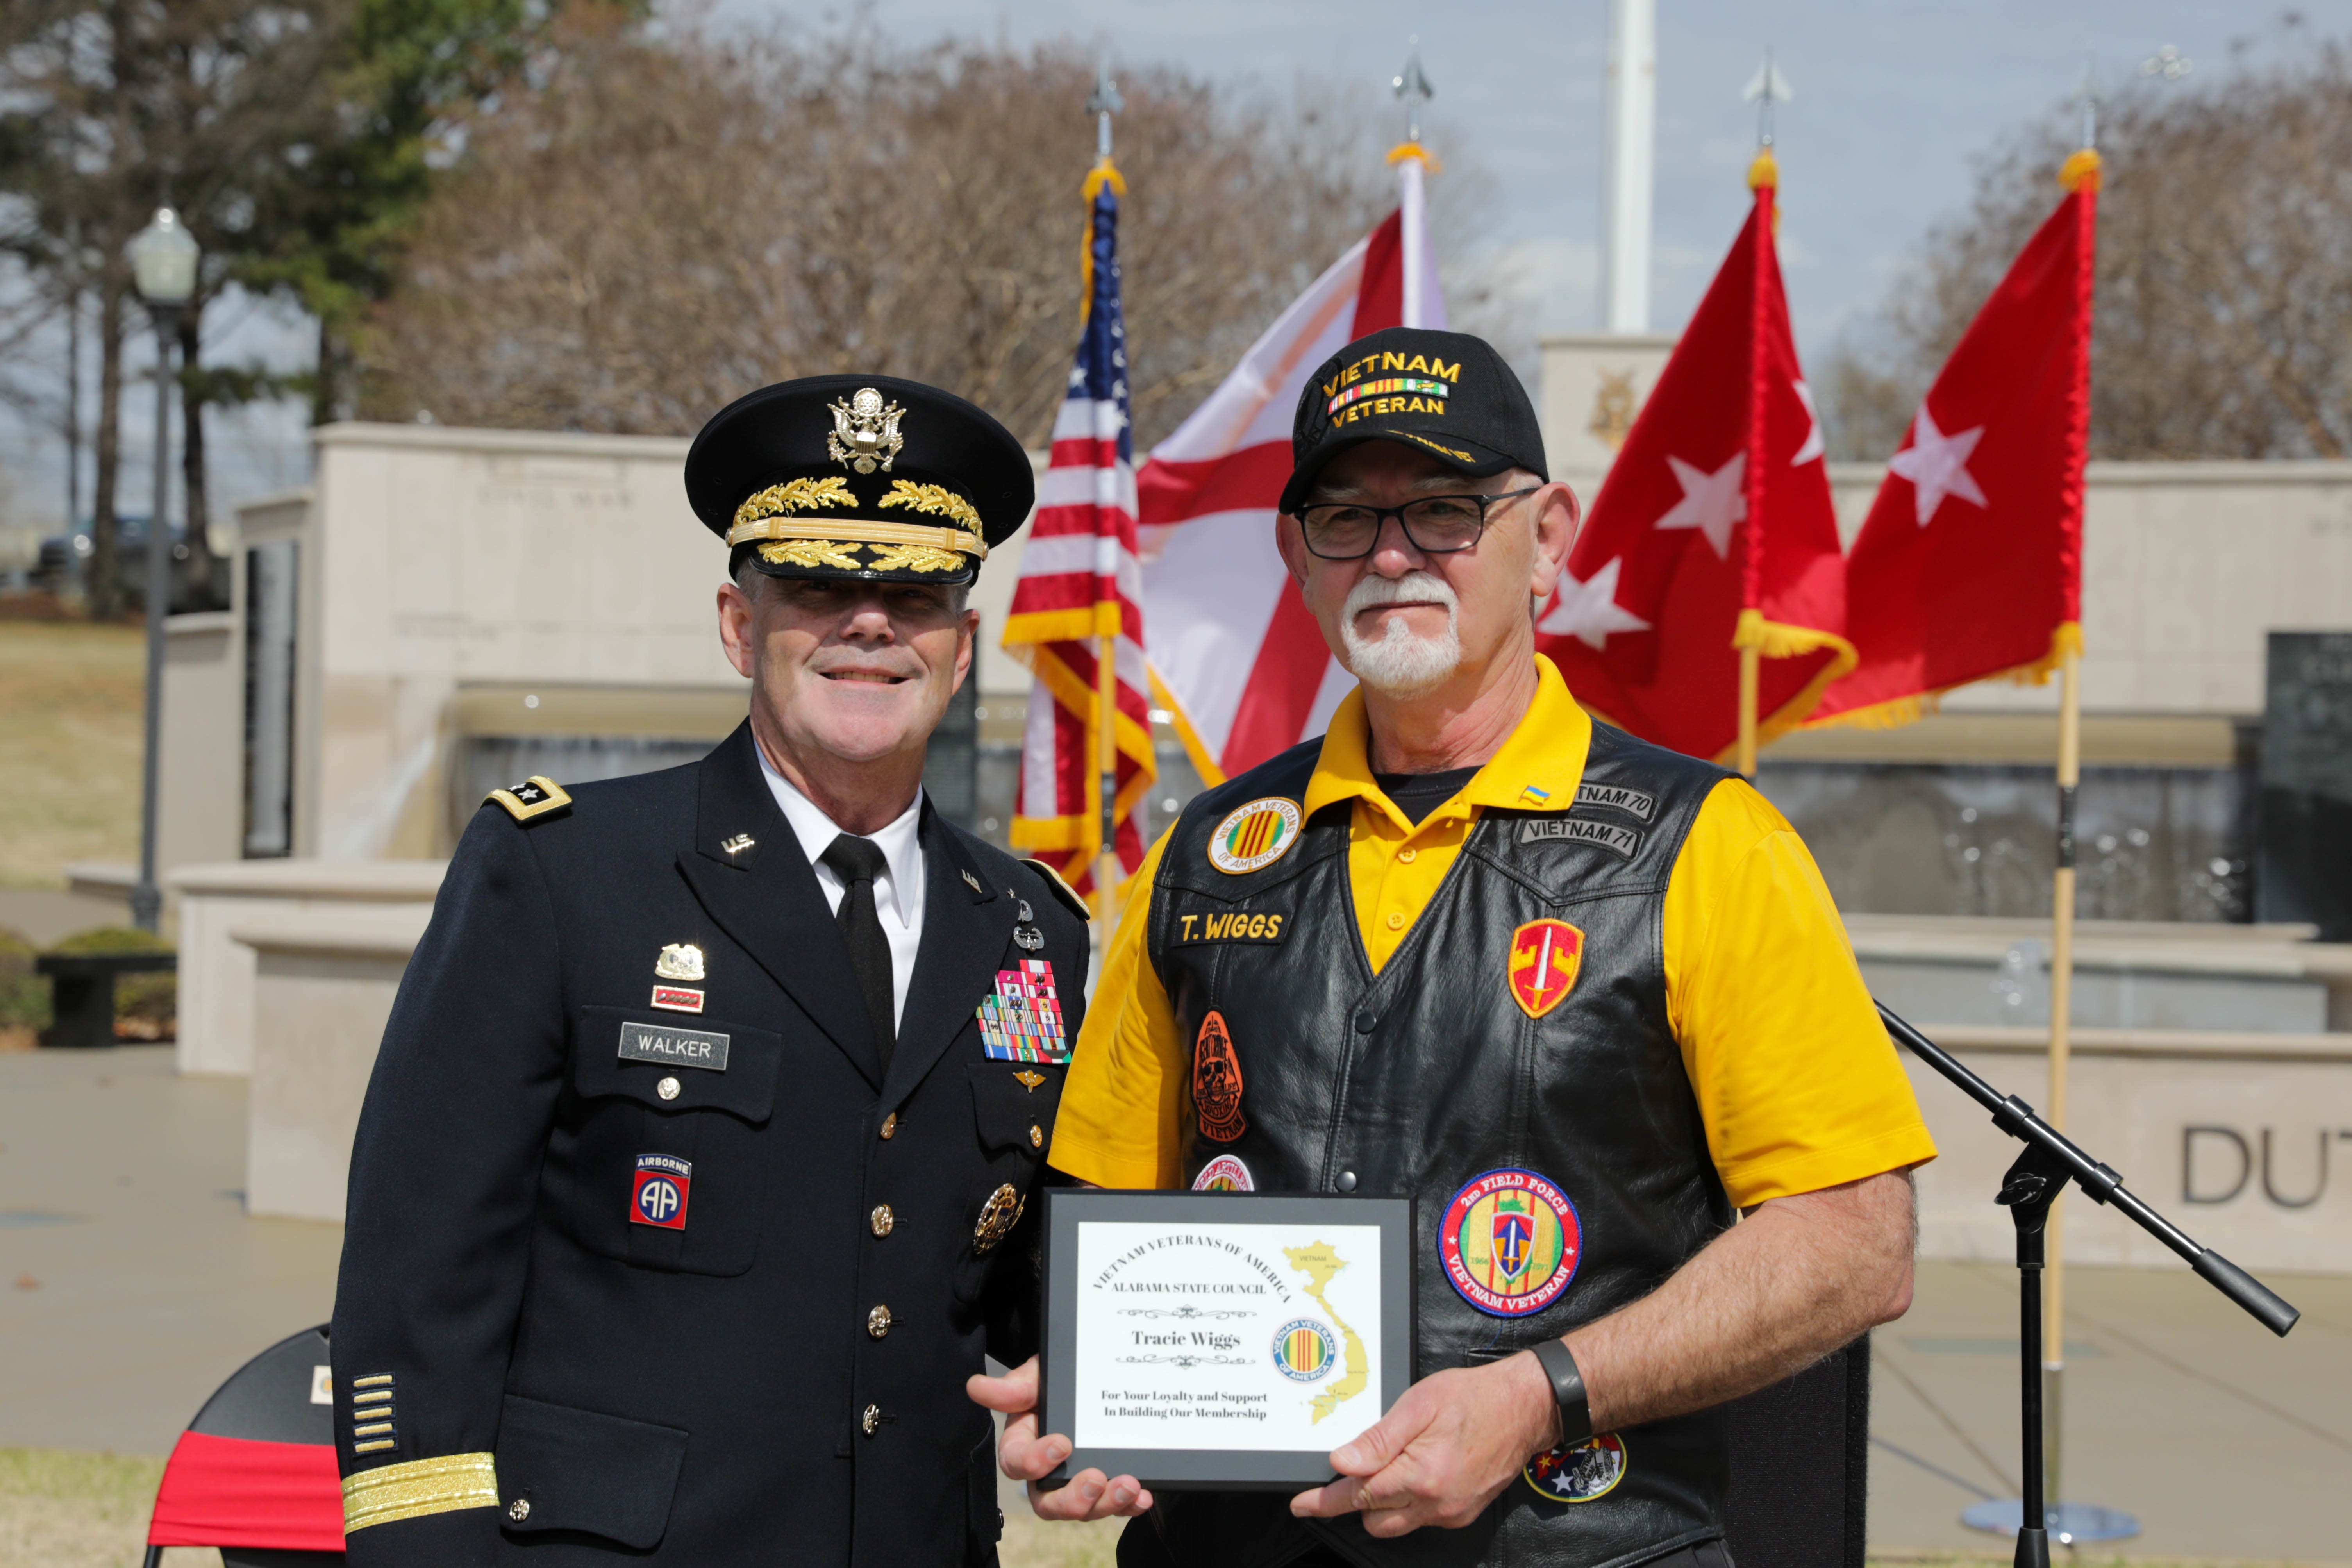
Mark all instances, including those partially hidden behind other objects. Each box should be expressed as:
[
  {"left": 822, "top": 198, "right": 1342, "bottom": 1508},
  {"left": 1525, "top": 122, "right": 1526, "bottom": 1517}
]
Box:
[{"left": 1339, "top": 571, "right": 1462, "bottom": 698}]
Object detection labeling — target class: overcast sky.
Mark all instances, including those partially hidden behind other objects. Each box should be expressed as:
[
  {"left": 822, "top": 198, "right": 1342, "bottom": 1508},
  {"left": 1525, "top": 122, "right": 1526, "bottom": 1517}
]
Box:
[
  {"left": 740, "top": 0, "right": 2340, "bottom": 346},
  {"left": 6, "top": 0, "right": 2345, "bottom": 534}
]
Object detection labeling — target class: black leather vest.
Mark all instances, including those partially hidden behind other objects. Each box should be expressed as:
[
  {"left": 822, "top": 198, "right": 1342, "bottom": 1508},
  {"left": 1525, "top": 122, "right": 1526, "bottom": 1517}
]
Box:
[{"left": 1141, "top": 722, "right": 1737, "bottom": 1568}]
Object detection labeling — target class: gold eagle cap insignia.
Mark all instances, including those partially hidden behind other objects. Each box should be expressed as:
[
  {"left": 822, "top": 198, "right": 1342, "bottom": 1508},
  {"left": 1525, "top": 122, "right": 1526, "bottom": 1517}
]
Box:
[{"left": 827, "top": 387, "right": 905, "bottom": 474}]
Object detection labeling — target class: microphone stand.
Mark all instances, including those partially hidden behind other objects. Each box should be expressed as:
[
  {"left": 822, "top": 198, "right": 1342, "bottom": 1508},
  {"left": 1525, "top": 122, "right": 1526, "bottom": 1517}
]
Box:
[{"left": 1876, "top": 1002, "right": 2300, "bottom": 1568}]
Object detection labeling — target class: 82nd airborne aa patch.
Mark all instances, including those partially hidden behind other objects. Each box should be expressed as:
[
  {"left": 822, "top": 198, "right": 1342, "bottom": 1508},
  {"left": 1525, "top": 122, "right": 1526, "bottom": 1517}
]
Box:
[{"left": 631, "top": 1154, "right": 691, "bottom": 1230}]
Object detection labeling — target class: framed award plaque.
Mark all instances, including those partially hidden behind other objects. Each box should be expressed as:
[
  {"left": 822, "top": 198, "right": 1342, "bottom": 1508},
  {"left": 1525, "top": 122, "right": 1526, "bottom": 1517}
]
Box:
[{"left": 1040, "top": 1189, "right": 1415, "bottom": 1490}]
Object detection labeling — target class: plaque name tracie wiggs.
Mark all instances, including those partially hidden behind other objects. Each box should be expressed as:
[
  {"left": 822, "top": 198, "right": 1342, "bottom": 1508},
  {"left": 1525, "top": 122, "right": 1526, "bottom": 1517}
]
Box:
[{"left": 1043, "top": 1191, "right": 1415, "bottom": 1491}]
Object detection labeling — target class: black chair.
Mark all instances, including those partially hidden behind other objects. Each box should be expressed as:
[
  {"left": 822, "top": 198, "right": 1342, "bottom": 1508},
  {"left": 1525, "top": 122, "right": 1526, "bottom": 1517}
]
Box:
[
  {"left": 1720, "top": 1334, "right": 1870, "bottom": 1568},
  {"left": 143, "top": 1324, "right": 345, "bottom": 1566}
]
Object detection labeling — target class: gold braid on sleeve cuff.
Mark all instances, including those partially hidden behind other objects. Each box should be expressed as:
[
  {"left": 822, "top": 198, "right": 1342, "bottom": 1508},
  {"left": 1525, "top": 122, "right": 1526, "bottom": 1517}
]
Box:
[{"left": 342, "top": 1452, "right": 501, "bottom": 1532}]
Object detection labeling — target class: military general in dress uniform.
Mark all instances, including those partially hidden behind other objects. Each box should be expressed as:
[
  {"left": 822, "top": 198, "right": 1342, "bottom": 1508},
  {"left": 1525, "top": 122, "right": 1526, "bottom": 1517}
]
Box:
[
  {"left": 330, "top": 375, "right": 1092, "bottom": 1566},
  {"left": 979, "top": 329, "right": 1938, "bottom": 1568}
]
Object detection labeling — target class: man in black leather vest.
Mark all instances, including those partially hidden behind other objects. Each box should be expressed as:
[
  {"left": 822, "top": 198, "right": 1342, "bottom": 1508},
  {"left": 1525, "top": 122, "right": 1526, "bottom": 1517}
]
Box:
[{"left": 979, "top": 329, "right": 1935, "bottom": 1568}]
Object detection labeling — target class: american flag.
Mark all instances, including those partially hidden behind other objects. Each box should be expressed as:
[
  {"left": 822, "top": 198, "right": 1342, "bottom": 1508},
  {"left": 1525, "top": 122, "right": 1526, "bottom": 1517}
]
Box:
[{"left": 1002, "top": 162, "right": 1154, "bottom": 904}]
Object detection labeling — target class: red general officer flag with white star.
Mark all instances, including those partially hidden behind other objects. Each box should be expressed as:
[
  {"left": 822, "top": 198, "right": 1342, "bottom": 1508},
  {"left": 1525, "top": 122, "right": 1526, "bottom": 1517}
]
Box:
[
  {"left": 1537, "top": 154, "right": 1853, "bottom": 761},
  {"left": 1810, "top": 150, "right": 2098, "bottom": 726}
]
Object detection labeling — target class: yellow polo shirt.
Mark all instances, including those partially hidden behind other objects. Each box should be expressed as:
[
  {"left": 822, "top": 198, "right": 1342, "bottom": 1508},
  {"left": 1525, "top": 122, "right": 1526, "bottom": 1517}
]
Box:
[{"left": 1050, "top": 654, "right": 1936, "bottom": 1209}]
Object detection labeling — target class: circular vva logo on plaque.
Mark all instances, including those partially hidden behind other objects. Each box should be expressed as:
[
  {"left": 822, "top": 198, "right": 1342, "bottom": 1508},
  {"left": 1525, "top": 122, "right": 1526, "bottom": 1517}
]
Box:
[{"left": 1271, "top": 1319, "right": 1337, "bottom": 1382}]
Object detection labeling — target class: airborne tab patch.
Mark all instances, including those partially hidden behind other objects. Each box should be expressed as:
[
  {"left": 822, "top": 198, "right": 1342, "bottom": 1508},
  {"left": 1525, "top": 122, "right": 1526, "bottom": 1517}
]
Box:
[{"left": 486, "top": 775, "right": 571, "bottom": 824}]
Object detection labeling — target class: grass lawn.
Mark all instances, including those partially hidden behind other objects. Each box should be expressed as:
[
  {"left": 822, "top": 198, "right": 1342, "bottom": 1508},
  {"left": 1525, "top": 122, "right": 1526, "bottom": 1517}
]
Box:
[
  {"left": 0, "top": 622, "right": 145, "bottom": 888},
  {"left": 0, "top": 1449, "right": 2319, "bottom": 1568}
]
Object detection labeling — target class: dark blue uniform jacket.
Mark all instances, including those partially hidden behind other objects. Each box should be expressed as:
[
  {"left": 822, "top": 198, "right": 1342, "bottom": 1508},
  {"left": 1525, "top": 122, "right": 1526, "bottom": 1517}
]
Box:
[{"left": 330, "top": 723, "right": 1086, "bottom": 1566}]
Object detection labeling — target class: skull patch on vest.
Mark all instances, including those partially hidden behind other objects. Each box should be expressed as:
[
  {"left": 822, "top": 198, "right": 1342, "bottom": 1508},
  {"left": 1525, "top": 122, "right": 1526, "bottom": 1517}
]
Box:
[{"left": 1191, "top": 1009, "right": 1247, "bottom": 1143}]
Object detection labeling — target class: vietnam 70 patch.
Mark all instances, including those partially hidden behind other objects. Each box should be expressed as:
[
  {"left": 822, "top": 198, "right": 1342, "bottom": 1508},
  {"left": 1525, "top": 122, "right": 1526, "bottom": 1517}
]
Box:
[{"left": 977, "top": 959, "right": 1068, "bottom": 1063}]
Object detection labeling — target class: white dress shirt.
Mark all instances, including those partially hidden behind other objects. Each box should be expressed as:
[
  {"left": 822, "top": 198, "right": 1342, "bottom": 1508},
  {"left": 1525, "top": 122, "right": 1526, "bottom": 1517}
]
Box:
[{"left": 757, "top": 752, "right": 926, "bottom": 1030}]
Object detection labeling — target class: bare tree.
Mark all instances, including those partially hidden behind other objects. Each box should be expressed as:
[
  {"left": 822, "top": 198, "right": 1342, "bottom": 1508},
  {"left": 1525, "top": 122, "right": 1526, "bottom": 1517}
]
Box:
[
  {"left": 1822, "top": 28, "right": 2352, "bottom": 462},
  {"left": 358, "top": 15, "right": 1434, "bottom": 448}
]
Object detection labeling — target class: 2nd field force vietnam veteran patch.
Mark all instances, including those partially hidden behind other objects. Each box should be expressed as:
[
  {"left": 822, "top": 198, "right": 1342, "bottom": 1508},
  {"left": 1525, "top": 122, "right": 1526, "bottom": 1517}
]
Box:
[{"left": 1207, "top": 798, "right": 1302, "bottom": 875}]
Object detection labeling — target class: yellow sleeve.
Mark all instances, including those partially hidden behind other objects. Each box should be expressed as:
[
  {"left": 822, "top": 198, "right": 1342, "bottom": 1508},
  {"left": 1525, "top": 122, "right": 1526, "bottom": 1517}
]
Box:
[
  {"left": 1047, "top": 828, "right": 1188, "bottom": 1190},
  {"left": 1662, "top": 779, "right": 1938, "bottom": 1208}
]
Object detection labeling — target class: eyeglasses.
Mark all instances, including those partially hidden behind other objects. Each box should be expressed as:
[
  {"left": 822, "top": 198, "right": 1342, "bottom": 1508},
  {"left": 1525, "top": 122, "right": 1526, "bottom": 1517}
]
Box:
[{"left": 1294, "top": 486, "right": 1542, "bottom": 561}]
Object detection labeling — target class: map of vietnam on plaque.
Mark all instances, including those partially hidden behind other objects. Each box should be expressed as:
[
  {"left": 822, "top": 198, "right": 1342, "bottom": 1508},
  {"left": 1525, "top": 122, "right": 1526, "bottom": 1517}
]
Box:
[
  {"left": 1284, "top": 1242, "right": 1368, "bottom": 1424},
  {"left": 1070, "top": 1220, "right": 1388, "bottom": 1454}
]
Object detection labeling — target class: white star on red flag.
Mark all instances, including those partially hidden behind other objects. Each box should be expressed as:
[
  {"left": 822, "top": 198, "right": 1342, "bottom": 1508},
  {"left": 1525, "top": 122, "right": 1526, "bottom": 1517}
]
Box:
[
  {"left": 1538, "top": 557, "right": 1652, "bottom": 649},
  {"left": 1791, "top": 378, "right": 1824, "bottom": 467},
  {"left": 1888, "top": 404, "right": 1988, "bottom": 525},
  {"left": 1654, "top": 452, "right": 1747, "bottom": 558}
]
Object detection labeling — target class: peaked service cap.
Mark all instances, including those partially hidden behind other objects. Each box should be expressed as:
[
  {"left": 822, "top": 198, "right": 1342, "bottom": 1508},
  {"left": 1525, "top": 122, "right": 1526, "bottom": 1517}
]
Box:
[{"left": 685, "top": 374, "right": 1033, "bottom": 586}]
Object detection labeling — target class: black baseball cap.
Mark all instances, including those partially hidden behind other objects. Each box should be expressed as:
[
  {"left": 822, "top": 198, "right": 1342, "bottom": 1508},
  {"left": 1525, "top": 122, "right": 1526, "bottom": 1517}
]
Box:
[
  {"left": 1280, "top": 327, "right": 1548, "bottom": 516},
  {"left": 685, "top": 374, "right": 1033, "bottom": 587}
]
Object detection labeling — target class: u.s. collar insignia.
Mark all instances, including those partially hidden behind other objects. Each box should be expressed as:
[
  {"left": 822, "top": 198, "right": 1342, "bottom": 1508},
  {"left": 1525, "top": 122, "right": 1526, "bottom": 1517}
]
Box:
[
  {"left": 487, "top": 775, "right": 571, "bottom": 823},
  {"left": 655, "top": 943, "right": 705, "bottom": 982},
  {"left": 1012, "top": 1069, "right": 1046, "bottom": 1092},
  {"left": 1525, "top": 1434, "right": 1627, "bottom": 1503},
  {"left": 1207, "top": 798, "right": 1303, "bottom": 875},
  {"left": 962, "top": 868, "right": 984, "bottom": 894},
  {"left": 720, "top": 833, "right": 755, "bottom": 857},
  {"left": 973, "top": 1182, "right": 1023, "bottom": 1254},
  {"left": 827, "top": 387, "right": 905, "bottom": 474}
]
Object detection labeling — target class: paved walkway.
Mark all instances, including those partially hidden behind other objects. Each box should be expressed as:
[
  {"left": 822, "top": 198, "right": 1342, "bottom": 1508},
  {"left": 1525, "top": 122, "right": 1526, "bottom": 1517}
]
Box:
[{"left": 5, "top": 1045, "right": 2347, "bottom": 1561}]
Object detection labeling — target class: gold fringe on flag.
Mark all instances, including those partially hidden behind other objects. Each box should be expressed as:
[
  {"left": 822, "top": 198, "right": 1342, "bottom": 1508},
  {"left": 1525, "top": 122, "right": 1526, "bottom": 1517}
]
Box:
[{"left": 1803, "top": 621, "right": 2082, "bottom": 733}]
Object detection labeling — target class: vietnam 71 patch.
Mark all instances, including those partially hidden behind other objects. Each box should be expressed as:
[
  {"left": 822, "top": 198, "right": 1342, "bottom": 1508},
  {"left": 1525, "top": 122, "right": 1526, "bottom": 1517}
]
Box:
[{"left": 977, "top": 959, "right": 1068, "bottom": 1063}]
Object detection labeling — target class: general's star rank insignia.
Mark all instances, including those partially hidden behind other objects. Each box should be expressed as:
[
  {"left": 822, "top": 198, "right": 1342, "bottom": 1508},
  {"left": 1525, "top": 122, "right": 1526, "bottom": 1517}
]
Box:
[{"left": 486, "top": 775, "right": 571, "bottom": 824}]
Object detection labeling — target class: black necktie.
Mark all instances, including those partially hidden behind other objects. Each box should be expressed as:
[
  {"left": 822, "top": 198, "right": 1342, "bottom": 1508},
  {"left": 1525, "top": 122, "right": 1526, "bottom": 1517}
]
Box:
[{"left": 820, "top": 834, "right": 895, "bottom": 1071}]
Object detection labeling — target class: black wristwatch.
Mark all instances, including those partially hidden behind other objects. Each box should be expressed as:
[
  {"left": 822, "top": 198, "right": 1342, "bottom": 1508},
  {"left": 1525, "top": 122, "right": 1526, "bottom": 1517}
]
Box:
[{"left": 1530, "top": 1339, "right": 1593, "bottom": 1447}]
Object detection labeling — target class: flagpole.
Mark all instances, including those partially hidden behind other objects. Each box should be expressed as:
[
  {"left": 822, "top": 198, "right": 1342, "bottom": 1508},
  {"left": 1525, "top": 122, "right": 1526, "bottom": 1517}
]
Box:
[
  {"left": 2044, "top": 639, "right": 2080, "bottom": 1510},
  {"left": 2041, "top": 79, "right": 2104, "bottom": 1519},
  {"left": 1088, "top": 59, "right": 1126, "bottom": 937},
  {"left": 1736, "top": 647, "right": 1760, "bottom": 777},
  {"left": 1733, "top": 54, "right": 1786, "bottom": 783}
]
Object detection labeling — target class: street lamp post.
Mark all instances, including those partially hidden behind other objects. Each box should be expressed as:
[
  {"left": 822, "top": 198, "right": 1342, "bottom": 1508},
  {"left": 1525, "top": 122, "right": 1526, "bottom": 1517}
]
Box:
[{"left": 127, "top": 207, "right": 198, "bottom": 933}]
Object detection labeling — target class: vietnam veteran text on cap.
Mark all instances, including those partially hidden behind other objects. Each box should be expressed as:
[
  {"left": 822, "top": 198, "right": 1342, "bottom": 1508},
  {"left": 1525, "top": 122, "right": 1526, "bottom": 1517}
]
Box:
[
  {"left": 685, "top": 374, "right": 1034, "bottom": 587},
  {"left": 1279, "top": 327, "right": 1549, "bottom": 516}
]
